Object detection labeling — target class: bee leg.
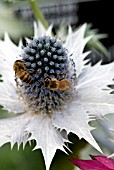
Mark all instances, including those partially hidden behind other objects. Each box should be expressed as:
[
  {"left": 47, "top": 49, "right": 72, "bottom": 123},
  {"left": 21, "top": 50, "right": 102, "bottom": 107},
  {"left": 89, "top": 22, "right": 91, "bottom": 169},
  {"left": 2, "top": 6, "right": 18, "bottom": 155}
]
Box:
[{"left": 14, "top": 75, "right": 18, "bottom": 87}]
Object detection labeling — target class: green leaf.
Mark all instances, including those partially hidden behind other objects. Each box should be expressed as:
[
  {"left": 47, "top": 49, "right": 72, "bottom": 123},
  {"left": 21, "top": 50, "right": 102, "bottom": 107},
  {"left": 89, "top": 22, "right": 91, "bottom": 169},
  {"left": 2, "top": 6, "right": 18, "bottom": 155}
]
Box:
[{"left": 85, "top": 24, "right": 109, "bottom": 57}]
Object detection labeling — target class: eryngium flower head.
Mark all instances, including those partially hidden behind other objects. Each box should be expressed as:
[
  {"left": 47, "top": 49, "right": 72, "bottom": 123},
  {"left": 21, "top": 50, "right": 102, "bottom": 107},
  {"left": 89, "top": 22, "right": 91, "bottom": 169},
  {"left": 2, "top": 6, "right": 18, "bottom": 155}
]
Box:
[
  {"left": 0, "top": 22, "right": 114, "bottom": 170},
  {"left": 70, "top": 155, "right": 114, "bottom": 170}
]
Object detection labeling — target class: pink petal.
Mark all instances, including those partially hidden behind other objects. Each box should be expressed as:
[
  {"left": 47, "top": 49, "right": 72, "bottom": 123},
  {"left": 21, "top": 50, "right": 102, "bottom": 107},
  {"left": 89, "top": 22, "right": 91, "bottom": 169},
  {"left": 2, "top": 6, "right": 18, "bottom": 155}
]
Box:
[
  {"left": 90, "top": 155, "right": 114, "bottom": 169},
  {"left": 70, "top": 159, "right": 110, "bottom": 170}
]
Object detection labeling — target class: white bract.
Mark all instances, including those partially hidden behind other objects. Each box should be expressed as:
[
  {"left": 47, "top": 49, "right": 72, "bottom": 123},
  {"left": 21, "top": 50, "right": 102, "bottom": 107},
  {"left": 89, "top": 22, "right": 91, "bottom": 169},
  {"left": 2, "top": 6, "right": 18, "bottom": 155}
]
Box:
[{"left": 0, "top": 22, "right": 114, "bottom": 170}]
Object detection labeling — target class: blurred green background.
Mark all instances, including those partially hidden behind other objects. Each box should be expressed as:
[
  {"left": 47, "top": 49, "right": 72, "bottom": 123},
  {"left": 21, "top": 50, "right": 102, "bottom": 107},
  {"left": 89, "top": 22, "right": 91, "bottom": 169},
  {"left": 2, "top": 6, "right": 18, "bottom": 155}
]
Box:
[
  {"left": 0, "top": 0, "right": 33, "bottom": 43},
  {"left": 0, "top": 0, "right": 78, "bottom": 43}
]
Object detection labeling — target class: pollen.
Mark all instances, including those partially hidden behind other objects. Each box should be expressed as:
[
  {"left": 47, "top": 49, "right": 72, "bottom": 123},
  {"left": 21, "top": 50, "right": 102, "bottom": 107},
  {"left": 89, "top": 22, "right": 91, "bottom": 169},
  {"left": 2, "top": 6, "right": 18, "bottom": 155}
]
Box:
[{"left": 15, "top": 35, "right": 76, "bottom": 114}]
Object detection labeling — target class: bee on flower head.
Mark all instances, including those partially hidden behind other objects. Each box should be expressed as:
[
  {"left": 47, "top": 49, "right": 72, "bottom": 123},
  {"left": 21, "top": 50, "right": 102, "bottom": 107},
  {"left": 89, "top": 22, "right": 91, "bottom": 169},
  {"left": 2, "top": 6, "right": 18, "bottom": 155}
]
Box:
[
  {"left": 44, "top": 77, "right": 70, "bottom": 91},
  {"left": 13, "top": 60, "right": 33, "bottom": 85}
]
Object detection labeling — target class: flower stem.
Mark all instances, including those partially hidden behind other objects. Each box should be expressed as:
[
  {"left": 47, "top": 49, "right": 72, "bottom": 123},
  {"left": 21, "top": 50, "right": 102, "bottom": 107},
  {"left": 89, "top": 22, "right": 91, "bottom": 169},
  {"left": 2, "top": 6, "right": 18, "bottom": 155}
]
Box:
[{"left": 29, "top": 0, "right": 48, "bottom": 29}]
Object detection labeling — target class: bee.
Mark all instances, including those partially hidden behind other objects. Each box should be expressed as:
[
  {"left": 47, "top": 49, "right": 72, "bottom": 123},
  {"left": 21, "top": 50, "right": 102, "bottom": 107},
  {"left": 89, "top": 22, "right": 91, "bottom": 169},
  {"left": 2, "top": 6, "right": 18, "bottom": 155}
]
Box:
[
  {"left": 44, "top": 77, "right": 69, "bottom": 91},
  {"left": 13, "top": 60, "right": 33, "bottom": 84}
]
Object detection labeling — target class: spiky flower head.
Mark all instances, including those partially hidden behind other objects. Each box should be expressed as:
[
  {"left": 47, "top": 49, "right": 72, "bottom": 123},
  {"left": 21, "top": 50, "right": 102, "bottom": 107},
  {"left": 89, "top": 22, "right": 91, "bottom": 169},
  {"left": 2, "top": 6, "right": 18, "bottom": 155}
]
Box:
[
  {"left": 0, "top": 22, "right": 114, "bottom": 170},
  {"left": 17, "top": 34, "right": 76, "bottom": 114}
]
